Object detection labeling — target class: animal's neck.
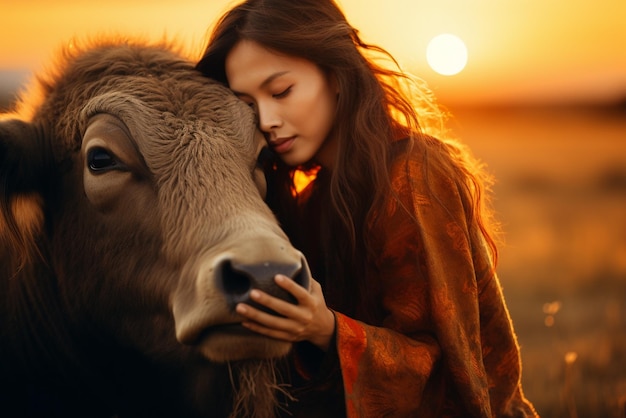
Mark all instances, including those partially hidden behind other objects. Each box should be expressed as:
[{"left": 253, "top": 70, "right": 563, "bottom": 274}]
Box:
[
  {"left": 1, "top": 261, "right": 75, "bottom": 368},
  {"left": 0, "top": 261, "right": 157, "bottom": 416}
]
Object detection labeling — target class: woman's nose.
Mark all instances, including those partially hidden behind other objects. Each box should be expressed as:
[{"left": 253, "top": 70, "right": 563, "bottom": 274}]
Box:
[{"left": 257, "top": 103, "right": 282, "bottom": 132}]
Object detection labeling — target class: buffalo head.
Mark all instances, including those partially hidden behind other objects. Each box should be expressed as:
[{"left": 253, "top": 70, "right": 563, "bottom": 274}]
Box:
[{"left": 0, "top": 37, "right": 310, "bottom": 417}]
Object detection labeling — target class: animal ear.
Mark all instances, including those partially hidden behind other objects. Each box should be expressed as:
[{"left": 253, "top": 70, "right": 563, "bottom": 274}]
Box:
[{"left": 0, "top": 119, "right": 48, "bottom": 270}]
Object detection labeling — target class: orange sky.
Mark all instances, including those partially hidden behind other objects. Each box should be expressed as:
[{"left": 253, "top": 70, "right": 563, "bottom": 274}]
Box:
[{"left": 2, "top": 0, "right": 626, "bottom": 106}]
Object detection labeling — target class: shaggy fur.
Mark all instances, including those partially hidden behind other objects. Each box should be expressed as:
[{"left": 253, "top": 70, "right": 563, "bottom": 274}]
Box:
[{"left": 0, "top": 36, "right": 309, "bottom": 417}]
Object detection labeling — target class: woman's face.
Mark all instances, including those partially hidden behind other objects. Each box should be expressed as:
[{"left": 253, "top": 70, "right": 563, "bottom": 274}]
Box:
[{"left": 225, "top": 40, "right": 338, "bottom": 168}]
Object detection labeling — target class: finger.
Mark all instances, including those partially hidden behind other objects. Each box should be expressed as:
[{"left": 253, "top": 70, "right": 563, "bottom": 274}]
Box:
[
  {"left": 248, "top": 289, "right": 306, "bottom": 319},
  {"left": 275, "top": 275, "right": 314, "bottom": 302},
  {"left": 240, "top": 320, "right": 299, "bottom": 342},
  {"left": 236, "top": 304, "right": 304, "bottom": 341},
  {"left": 308, "top": 278, "right": 323, "bottom": 295},
  {"left": 236, "top": 300, "right": 296, "bottom": 329}
]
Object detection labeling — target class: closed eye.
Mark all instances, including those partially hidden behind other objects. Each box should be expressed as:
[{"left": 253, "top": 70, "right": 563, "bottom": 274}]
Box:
[{"left": 272, "top": 86, "right": 292, "bottom": 99}]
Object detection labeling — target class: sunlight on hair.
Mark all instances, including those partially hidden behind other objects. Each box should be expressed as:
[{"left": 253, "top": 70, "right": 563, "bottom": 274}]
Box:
[{"left": 426, "top": 34, "right": 468, "bottom": 76}]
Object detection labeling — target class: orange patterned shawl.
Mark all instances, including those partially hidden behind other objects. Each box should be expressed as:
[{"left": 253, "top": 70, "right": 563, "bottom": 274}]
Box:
[{"left": 287, "top": 138, "right": 538, "bottom": 417}]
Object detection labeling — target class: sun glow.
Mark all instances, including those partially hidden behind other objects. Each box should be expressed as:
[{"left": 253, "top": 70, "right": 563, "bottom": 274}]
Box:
[
  {"left": 426, "top": 34, "right": 468, "bottom": 76},
  {"left": 292, "top": 168, "right": 319, "bottom": 195}
]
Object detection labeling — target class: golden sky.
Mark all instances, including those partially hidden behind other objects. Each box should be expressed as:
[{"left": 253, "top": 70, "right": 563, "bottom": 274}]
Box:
[{"left": 2, "top": 0, "right": 625, "bottom": 106}]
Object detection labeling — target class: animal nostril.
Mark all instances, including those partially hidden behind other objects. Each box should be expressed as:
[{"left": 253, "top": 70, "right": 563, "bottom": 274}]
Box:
[
  {"left": 293, "top": 257, "right": 311, "bottom": 290},
  {"left": 219, "top": 261, "right": 252, "bottom": 298},
  {"left": 217, "top": 258, "right": 311, "bottom": 315}
]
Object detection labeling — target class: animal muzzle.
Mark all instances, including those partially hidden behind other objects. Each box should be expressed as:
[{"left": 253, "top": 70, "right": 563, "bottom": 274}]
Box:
[
  {"left": 172, "top": 234, "right": 312, "bottom": 361},
  {"left": 218, "top": 259, "right": 310, "bottom": 315}
]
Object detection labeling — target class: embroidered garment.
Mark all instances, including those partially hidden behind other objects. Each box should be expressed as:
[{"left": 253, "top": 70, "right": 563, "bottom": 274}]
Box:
[{"left": 284, "top": 137, "right": 538, "bottom": 417}]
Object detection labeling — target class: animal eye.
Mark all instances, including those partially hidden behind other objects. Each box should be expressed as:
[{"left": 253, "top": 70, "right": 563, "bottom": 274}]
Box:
[
  {"left": 273, "top": 86, "right": 292, "bottom": 99},
  {"left": 87, "top": 147, "right": 118, "bottom": 171}
]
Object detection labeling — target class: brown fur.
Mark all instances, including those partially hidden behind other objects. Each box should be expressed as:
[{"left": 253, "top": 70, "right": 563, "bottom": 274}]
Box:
[
  {"left": 0, "top": 193, "right": 44, "bottom": 272},
  {"left": 0, "top": 36, "right": 309, "bottom": 417},
  {"left": 228, "top": 360, "right": 294, "bottom": 418}
]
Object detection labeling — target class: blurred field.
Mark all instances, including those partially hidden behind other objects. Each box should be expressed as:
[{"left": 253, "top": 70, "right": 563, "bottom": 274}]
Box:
[{"left": 451, "top": 106, "right": 626, "bottom": 418}]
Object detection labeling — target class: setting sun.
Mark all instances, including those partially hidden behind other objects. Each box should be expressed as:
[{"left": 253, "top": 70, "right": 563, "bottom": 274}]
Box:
[
  {"left": 426, "top": 34, "right": 468, "bottom": 76},
  {"left": 2, "top": 1, "right": 625, "bottom": 107}
]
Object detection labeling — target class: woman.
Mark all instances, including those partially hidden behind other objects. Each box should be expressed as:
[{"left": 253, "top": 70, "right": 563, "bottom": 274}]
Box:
[{"left": 197, "top": 0, "right": 538, "bottom": 416}]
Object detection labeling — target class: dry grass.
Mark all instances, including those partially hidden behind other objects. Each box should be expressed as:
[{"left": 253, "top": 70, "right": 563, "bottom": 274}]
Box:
[{"left": 451, "top": 106, "right": 626, "bottom": 418}]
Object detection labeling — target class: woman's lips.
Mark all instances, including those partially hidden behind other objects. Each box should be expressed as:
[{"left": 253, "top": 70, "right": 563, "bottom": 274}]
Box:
[{"left": 271, "top": 136, "right": 296, "bottom": 154}]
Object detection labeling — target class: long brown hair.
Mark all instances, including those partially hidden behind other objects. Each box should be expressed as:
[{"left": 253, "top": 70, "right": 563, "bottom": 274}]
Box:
[{"left": 197, "top": 0, "right": 498, "bottom": 318}]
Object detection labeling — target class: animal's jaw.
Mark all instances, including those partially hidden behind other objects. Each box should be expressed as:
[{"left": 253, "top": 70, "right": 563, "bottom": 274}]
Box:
[{"left": 196, "top": 327, "right": 292, "bottom": 362}]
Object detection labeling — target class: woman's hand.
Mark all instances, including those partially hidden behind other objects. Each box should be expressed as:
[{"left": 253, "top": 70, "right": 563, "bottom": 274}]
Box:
[{"left": 236, "top": 276, "right": 336, "bottom": 351}]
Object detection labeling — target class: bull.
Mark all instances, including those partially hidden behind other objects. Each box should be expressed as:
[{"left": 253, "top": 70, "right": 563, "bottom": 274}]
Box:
[{"left": 0, "top": 37, "right": 310, "bottom": 418}]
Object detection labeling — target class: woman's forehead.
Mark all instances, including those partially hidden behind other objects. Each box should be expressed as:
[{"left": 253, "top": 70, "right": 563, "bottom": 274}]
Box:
[{"left": 225, "top": 40, "right": 313, "bottom": 92}]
